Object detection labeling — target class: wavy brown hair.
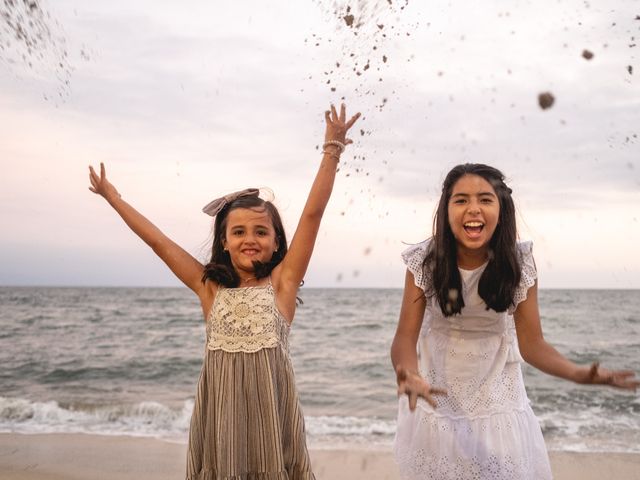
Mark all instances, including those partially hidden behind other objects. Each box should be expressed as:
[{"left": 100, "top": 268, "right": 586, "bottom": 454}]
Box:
[{"left": 424, "top": 163, "right": 520, "bottom": 316}]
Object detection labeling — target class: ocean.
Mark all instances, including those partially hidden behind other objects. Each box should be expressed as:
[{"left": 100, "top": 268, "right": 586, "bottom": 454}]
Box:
[{"left": 0, "top": 287, "right": 638, "bottom": 452}]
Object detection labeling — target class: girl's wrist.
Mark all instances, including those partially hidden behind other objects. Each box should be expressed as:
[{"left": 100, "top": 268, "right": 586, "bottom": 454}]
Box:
[
  {"left": 323, "top": 140, "right": 346, "bottom": 153},
  {"left": 321, "top": 146, "right": 341, "bottom": 162},
  {"left": 105, "top": 191, "right": 122, "bottom": 205},
  {"left": 323, "top": 144, "right": 341, "bottom": 154},
  {"left": 573, "top": 365, "right": 591, "bottom": 384},
  {"left": 395, "top": 366, "right": 420, "bottom": 379}
]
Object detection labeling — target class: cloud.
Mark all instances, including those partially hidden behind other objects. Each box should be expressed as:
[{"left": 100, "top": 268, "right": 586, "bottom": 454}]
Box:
[{"left": 0, "top": 0, "right": 638, "bottom": 288}]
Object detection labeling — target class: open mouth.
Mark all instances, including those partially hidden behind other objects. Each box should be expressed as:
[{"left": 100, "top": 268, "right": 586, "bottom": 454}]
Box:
[
  {"left": 463, "top": 221, "right": 484, "bottom": 236},
  {"left": 242, "top": 249, "right": 259, "bottom": 256}
]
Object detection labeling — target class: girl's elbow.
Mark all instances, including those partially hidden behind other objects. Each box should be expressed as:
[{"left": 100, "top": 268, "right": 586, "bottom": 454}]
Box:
[
  {"left": 149, "top": 237, "right": 169, "bottom": 256},
  {"left": 519, "top": 347, "right": 533, "bottom": 365},
  {"left": 518, "top": 336, "right": 545, "bottom": 365}
]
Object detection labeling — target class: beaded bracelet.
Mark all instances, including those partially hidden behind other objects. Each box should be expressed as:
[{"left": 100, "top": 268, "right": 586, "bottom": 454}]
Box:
[{"left": 322, "top": 140, "right": 346, "bottom": 154}]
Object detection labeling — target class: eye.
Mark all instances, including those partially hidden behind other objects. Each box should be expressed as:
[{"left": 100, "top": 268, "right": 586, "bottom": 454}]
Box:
[
  {"left": 232, "top": 229, "right": 244, "bottom": 236},
  {"left": 480, "top": 197, "right": 495, "bottom": 204},
  {"left": 256, "top": 230, "right": 269, "bottom": 237},
  {"left": 452, "top": 198, "right": 466, "bottom": 205}
]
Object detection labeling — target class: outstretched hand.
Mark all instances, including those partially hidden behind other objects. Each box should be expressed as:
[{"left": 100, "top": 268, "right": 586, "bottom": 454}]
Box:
[
  {"left": 88, "top": 162, "right": 120, "bottom": 202},
  {"left": 324, "top": 103, "right": 360, "bottom": 146},
  {"left": 581, "top": 362, "right": 639, "bottom": 391},
  {"left": 396, "top": 367, "right": 447, "bottom": 411}
]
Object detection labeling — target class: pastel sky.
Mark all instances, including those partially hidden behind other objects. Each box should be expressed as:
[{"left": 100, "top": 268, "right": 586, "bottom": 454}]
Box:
[{"left": 1, "top": 0, "right": 638, "bottom": 288}]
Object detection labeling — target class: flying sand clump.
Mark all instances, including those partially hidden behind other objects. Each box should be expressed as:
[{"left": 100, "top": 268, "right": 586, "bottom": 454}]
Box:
[{"left": 538, "top": 92, "right": 555, "bottom": 110}]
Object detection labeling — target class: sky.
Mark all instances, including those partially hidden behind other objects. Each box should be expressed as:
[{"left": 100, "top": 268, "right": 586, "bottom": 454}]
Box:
[{"left": 0, "top": 0, "right": 638, "bottom": 289}]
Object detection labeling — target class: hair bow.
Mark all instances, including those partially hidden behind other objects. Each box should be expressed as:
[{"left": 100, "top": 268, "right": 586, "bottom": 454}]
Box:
[{"left": 202, "top": 188, "right": 260, "bottom": 217}]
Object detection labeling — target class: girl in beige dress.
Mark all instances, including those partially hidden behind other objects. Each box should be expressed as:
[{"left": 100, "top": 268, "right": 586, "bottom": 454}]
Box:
[{"left": 88, "top": 104, "right": 360, "bottom": 479}]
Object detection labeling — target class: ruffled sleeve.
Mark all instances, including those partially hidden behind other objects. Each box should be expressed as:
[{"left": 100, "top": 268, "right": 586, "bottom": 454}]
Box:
[
  {"left": 509, "top": 240, "right": 537, "bottom": 315},
  {"left": 401, "top": 239, "right": 432, "bottom": 292}
]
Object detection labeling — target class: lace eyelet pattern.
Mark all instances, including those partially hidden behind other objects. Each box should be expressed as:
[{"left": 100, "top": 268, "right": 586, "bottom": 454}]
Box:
[
  {"left": 206, "top": 285, "right": 289, "bottom": 354},
  {"left": 396, "top": 240, "right": 552, "bottom": 479}
]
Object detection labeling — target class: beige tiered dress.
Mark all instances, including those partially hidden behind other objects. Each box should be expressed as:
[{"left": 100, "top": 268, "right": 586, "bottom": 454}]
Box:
[{"left": 186, "top": 283, "right": 315, "bottom": 480}]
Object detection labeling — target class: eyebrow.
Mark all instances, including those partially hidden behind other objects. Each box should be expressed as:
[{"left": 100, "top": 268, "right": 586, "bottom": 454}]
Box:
[
  {"left": 451, "top": 191, "right": 496, "bottom": 198},
  {"left": 229, "top": 223, "right": 272, "bottom": 229}
]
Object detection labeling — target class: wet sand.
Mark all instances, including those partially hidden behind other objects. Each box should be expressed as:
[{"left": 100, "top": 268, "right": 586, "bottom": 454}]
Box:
[{"left": 1, "top": 433, "right": 639, "bottom": 479}]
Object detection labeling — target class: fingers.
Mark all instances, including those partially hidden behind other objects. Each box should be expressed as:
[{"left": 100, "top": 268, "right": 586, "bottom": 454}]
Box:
[
  {"left": 400, "top": 385, "right": 437, "bottom": 410},
  {"left": 339, "top": 103, "right": 346, "bottom": 122},
  {"left": 422, "top": 392, "right": 437, "bottom": 409},
  {"left": 615, "top": 379, "right": 639, "bottom": 390},
  {"left": 397, "top": 368, "right": 446, "bottom": 410},
  {"left": 590, "top": 363, "right": 639, "bottom": 390},
  {"left": 427, "top": 387, "right": 448, "bottom": 396},
  {"left": 88, "top": 164, "right": 107, "bottom": 195},
  {"left": 611, "top": 371, "right": 639, "bottom": 390},
  {"left": 330, "top": 103, "right": 338, "bottom": 121},
  {"left": 89, "top": 165, "right": 99, "bottom": 188},
  {"left": 345, "top": 112, "right": 361, "bottom": 130},
  {"left": 324, "top": 110, "right": 331, "bottom": 124},
  {"left": 408, "top": 391, "right": 418, "bottom": 411}
]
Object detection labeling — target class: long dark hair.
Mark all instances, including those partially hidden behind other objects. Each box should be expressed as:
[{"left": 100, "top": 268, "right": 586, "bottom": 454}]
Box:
[
  {"left": 424, "top": 163, "right": 520, "bottom": 316},
  {"left": 201, "top": 195, "right": 288, "bottom": 287}
]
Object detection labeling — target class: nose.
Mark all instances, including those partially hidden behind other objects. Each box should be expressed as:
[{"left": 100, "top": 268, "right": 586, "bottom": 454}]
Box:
[
  {"left": 467, "top": 203, "right": 480, "bottom": 214},
  {"left": 243, "top": 233, "right": 257, "bottom": 244}
]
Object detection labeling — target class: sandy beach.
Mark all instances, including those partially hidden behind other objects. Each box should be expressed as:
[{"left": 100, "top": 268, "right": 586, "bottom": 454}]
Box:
[{"left": 1, "top": 433, "right": 639, "bottom": 480}]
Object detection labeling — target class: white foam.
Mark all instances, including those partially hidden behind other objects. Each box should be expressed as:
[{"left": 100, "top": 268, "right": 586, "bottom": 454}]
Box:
[
  {"left": 0, "top": 396, "right": 193, "bottom": 439},
  {"left": 0, "top": 396, "right": 397, "bottom": 445},
  {"left": 3, "top": 395, "right": 638, "bottom": 453},
  {"left": 306, "top": 415, "right": 396, "bottom": 437}
]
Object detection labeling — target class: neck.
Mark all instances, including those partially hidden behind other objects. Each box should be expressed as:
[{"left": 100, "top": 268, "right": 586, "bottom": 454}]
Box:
[
  {"left": 238, "top": 274, "right": 258, "bottom": 285},
  {"left": 456, "top": 246, "right": 489, "bottom": 270}
]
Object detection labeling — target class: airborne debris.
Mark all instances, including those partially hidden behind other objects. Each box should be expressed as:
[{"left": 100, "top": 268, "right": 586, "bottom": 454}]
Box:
[
  {"left": 0, "top": 0, "right": 75, "bottom": 103},
  {"left": 582, "top": 49, "right": 594, "bottom": 60},
  {"left": 538, "top": 92, "right": 555, "bottom": 110},
  {"left": 307, "top": 1, "right": 415, "bottom": 190}
]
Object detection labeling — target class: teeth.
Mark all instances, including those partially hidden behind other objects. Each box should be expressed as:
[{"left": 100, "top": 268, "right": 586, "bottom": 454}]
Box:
[{"left": 464, "top": 222, "right": 483, "bottom": 227}]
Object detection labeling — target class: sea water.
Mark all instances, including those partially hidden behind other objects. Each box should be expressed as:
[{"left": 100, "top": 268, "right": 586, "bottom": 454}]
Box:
[{"left": 0, "top": 287, "right": 638, "bottom": 452}]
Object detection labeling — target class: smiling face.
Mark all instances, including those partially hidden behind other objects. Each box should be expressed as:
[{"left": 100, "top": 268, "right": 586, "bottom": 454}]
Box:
[
  {"left": 223, "top": 207, "right": 279, "bottom": 276},
  {"left": 447, "top": 174, "right": 500, "bottom": 259}
]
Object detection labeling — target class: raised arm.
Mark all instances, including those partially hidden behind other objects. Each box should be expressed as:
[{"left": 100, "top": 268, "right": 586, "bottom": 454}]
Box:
[
  {"left": 273, "top": 104, "right": 360, "bottom": 311},
  {"left": 391, "top": 270, "right": 446, "bottom": 410},
  {"left": 515, "top": 281, "right": 638, "bottom": 390},
  {"left": 88, "top": 163, "right": 208, "bottom": 298}
]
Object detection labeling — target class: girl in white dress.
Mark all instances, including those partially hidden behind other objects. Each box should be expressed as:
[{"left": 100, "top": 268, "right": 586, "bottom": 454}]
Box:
[{"left": 390, "top": 163, "right": 638, "bottom": 480}]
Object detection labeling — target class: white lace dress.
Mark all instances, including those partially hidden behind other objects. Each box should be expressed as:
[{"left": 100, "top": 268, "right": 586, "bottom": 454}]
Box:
[{"left": 394, "top": 240, "right": 552, "bottom": 480}]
